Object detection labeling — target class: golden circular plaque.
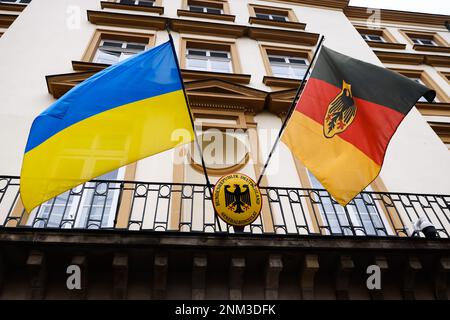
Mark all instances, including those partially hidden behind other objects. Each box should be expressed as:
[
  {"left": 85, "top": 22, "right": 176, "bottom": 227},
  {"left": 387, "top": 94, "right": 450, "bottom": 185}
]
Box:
[{"left": 212, "top": 173, "right": 262, "bottom": 227}]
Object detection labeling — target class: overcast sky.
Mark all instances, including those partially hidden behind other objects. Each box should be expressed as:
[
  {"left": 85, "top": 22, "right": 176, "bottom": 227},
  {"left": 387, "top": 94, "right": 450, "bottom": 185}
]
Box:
[{"left": 349, "top": 0, "right": 450, "bottom": 15}]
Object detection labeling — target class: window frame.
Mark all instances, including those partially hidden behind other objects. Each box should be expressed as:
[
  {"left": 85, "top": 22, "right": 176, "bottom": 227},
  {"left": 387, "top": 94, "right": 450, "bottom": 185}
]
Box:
[
  {"left": 355, "top": 26, "right": 401, "bottom": 45},
  {"left": 400, "top": 29, "right": 449, "bottom": 49},
  {"left": 82, "top": 29, "right": 155, "bottom": 63},
  {"left": 391, "top": 68, "right": 448, "bottom": 103},
  {"left": 260, "top": 45, "right": 312, "bottom": 87},
  {"left": 29, "top": 167, "right": 126, "bottom": 229},
  {"left": 306, "top": 171, "right": 391, "bottom": 236},
  {"left": 438, "top": 71, "right": 450, "bottom": 86},
  {"left": 267, "top": 54, "right": 309, "bottom": 80},
  {"left": 182, "top": 0, "right": 230, "bottom": 15},
  {"left": 0, "top": 0, "right": 31, "bottom": 4},
  {"left": 248, "top": 4, "right": 298, "bottom": 23},
  {"left": 180, "top": 38, "right": 242, "bottom": 75},
  {"left": 186, "top": 48, "right": 232, "bottom": 73},
  {"left": 93, "top": 38, "right": 148, "bottom": 65},
  {"left": 286, "top": 132, "right": 397, "bottom": 235},
  {"left": 114, "top": 0, "right": 156, "bottom": 6},
  {"left": 360, "top": 33, "right": 385, "bottom": 43}
]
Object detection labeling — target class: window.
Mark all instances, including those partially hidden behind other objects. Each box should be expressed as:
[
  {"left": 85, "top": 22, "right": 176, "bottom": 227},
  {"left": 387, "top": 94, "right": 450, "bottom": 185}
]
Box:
[
  {"left": 31, "top": 169, "right": 124, "bottom": 229},
  {"left": 307, "top": 172, "right": 385, "bottom": 236},
  {"left": 186, "top": 48, "right": 232, "bottom": 73},
  {"left": 401, "top": 30, "right": 448, "bottom": 51},
  {"left": 116, "top": 0, "right": 154, "bottom": 6},
  {"left": 411, "top": 38, "right": 436, "bottom": 46},
  {"left": 361, "top": 34, "right": 385, "bottom": 42},
  {"left": 255, "top": 12, "right": 287, "bottom": 22},
  {"left": 392, "top": 69, "right": 446, "bottom": 103},
  {"left": 183, "top": 0, "right": 228, "bottom": 15},
  {"left": 261, "top": 46, "right": 311, "bottom": 86},
  {"left": 0, "top": 0, "right": 31, "bottom": 3},
  {"left": 249, "top": 4, "right": 297, "bottom": 23},
  {"left": 181, "top": 38, "right": 241, "bottom": 76},
  {"left": 268, "top": 55, "right": 308, "bottom": 79},
  {"left": 93, "top": 39, "right": 147, "bottom": 65},
  {"left": 83, "top": 30, "right": 154, "bottom": 63},
  {"left": 189, "top": 5, "right": 223, "bottom": 14}
]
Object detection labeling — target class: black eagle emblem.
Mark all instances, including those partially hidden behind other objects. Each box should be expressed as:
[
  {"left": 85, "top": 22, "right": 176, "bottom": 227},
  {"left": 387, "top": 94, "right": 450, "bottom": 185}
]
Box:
[
  {"left": 224, "top": 184, "right": 251, "bottom": 214},
  {"left": 324, "top": 80, "right": 357, "bottom": 138}
]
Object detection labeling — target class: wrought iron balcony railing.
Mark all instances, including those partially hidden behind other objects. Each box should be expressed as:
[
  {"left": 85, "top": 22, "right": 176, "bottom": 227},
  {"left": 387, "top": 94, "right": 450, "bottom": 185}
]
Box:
[{"left": 0, "top": 175, "right": 449, "bottom": 238}]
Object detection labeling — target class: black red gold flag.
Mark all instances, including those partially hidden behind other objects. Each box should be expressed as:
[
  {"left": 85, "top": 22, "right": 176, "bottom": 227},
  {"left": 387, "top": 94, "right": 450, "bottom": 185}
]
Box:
[{"left": 281, "top": 46, "right": 435, "bottom": 206}]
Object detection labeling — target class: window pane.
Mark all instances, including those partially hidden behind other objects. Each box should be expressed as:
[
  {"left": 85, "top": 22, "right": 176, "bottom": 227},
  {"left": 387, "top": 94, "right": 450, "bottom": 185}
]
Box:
[
  {"left": 137, "top": 0, "right": 154, "bottom": 7},
  {"left": 126, "top": 43, "right": 146, "bottom": 51},
  {"left": 209, "top": 51, "right": 228, "bottom": 58},
  {"left": 118, "top": 52, "right": 136, "bottom": 62},
  {"left": 188, "top": 49, "right": 207, "bottom": 56},
  {"left": 256, "top": 13, "right": 270, "bottom": 20},
  {"left": 271, "top": 65, "right": 290, "bottom": 77},
  {"left": 289, "top": 58, "right": 306, "bottom": 65},
  {"left": 368, "top": 35, "right": 383, "bottom": 42},
  {"left": 206, "top": 8, "right": 222, "bottom": 14},
  {"left": 210, "top": 60, "right": 231, "bottom": 73},
  {"left": 187, "top": 57, "right": 208, "bottom": 71},
  {"left": 119, "top": 0, "right": 135, "bottom": 5},
  {"left": 269, "top": 56, "right": 286, "bottom": 63},
  {"left": 102, "top": 41, "right": 123, "bottom": 48},
  {"left": 421, "top": 39, "right": 434, "bottom": 45},
  {"left": 272, "top": 15, "right": 287, "bottom": 22},
  {"left": 189, "top": 6, "right": 204, "bottom": 13},
  {"left": 292, "top": 66, "right": 307, "bottom": 78},
  {"left": 94, "top": 49, "right": 120, "bottom": 65}
]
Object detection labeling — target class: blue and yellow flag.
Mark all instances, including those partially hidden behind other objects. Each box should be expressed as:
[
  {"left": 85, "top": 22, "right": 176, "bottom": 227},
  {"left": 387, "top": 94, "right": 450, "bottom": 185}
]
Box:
[{"left": 20, "top": 39, "right": 194, "bottom": 212}]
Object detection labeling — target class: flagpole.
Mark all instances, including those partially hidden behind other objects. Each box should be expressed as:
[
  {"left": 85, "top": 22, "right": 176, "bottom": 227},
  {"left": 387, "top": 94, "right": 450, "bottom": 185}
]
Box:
[
  {"left": 165, "top": 26, "right": 223, "bottom": 231},
  {"left": 256, "top": 35, "right": 325, "bottom": 187}
]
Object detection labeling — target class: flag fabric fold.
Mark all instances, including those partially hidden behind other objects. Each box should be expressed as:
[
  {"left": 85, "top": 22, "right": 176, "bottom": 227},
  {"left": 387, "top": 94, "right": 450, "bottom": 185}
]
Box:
[
  {"left": 281, "top": 46, "right": 435, "bottom": 206},
  {"left": 20, "top": 40, "right": 194, "bottom": 212}
]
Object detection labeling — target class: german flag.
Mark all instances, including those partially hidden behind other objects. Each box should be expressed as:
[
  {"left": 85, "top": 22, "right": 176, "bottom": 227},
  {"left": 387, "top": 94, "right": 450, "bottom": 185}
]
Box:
[{"left": 281, "top": 46, "right": 435, "bottom": 206}]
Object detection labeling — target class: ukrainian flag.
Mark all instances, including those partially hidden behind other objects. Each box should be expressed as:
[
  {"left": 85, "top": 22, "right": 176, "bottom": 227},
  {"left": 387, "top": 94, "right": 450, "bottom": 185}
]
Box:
[{"left": 20, "top": 39, "right": 194, "bottom": 212}]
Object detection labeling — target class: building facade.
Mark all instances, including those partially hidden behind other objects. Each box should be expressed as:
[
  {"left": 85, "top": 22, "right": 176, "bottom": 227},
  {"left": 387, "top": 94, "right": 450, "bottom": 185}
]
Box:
[{"left": 0, "top": 0, "right": 449, "bottom": 300}]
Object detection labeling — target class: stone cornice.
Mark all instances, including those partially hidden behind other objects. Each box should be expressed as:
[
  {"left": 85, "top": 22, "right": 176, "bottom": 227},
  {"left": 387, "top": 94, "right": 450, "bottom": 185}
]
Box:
[
  {"left": 45, "top": 65, "right": 291, "bottom": 115},
  {"left": 1, "top": 228, "right": 449, "bottom": 251},
  {"left": 374, "top": 50, "right": 450, "bottom": 67},
  {"left": 277, "top": 0, "right": 349, "bottom": 10},
  {"left": 100, "top": 1, "right": 164, "bottom": 15},
  {"left": 416, "top": 102, "right": 450, "bottom": 117},
  {"left": 345, "top": 6, "right": 450, "bottom": 28},
  {"left": 87, "top": 10, "right": 320, "bottom": 46},
  {"left": 0, "top": 13, "right": 18, "bottom": 28},
  {"left": 0, "top": 3, "right": 26, "bottom": 12}
]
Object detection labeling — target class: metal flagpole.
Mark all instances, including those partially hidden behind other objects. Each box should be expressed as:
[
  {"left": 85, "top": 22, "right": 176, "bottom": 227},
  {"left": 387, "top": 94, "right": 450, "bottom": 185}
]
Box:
[
  {"left": 256, "top": 35, "right": 325, "bottom": 187},
  {"left": 165, "top": 26, "right": 223, "bottom": 232}
]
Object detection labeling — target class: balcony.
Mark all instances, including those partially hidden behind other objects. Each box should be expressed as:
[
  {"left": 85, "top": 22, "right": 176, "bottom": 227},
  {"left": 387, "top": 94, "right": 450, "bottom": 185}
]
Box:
[{"left": 1, "top": 175, "right": 449, "bottom": 238}]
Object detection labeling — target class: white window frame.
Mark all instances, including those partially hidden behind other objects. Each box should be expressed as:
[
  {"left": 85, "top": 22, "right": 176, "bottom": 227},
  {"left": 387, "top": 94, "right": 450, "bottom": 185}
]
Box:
[
  {"left": 411, "top": 38, "right": 436, "bottom": 46},
  {"left": 29, "top": 168, "right": 125, "bottom": 229},
  {"left": 0, "top": 0, "right": 31, "bottom": 3},
  {"left": 268, "top": 54, "right": 308, "bottom": 79},
  {"left": 186, "top": 48, "right": 232, "bottom": 73},
  {"left": 255, "top": 12, "right": 288, "bottom": 22},
  {"left": 116, "top": 0, "right": 155, "bottom": 6},
  {"left": 361, "top": 34, "right": 385, "bottom": 43},
  {"left": 188, "top": 5, "right": 223, "bottom": 14},
  {"left": 307, "top": 172, "right": 393, "bottom": 236},
  {"left": 93, "top": 39, "right": 147, "bottom": 65}
]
